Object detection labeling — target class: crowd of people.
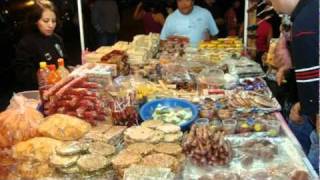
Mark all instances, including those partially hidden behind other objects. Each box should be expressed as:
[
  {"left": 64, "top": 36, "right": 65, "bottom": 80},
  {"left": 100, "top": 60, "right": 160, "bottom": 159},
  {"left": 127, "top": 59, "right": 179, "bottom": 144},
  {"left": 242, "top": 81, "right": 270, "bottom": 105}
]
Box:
[{"left": 0, "top": 0, "right": 318, "bottom": 173}]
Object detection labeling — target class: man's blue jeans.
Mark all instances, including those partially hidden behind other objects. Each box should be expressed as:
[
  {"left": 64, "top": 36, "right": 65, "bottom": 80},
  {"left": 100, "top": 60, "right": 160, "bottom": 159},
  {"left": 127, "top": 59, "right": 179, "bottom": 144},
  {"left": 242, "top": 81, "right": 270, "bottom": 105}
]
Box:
[{"left": 288, "top": 115, "right": 319, "bottom": 173}]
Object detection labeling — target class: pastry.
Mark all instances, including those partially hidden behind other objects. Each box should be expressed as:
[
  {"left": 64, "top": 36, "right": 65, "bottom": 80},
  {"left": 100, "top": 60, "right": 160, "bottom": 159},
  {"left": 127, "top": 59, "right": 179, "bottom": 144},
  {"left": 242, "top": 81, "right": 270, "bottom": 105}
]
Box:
[
  {"left": 38, "top": 114, "right": 91, "bottom": 141},
  {"left": 112, "top": 150, "right": 142, "bottom": 169},
  {"left": 140, "top": 153, "right": 179, "bottom": 173},
  {"left": 57, "top": 165, "right": 80, "bottom": 174},
  {"left": 77, "top": 154, "right": 109, "bottom": 172},
  {"left": 141, "top": 119, "right": 164, "bottom": 129},
  {"left": 163, "top": 132, "right": 183, "bottom": 143},
  {"left": 12, "top": 137, "right": 62, "bottom": 162},
  {"left": 56, "top": 141, "right": 87, "bottom": 156},
  {"left": 146, "top": 130, "right": 164, "bottom": 143},
  {"left": 88, "top": 142, "right": 115, "bottom": 157},
  {"left": 50, "top": 153, "right": 79, "bottom": 168},
  {"left": 126, "top": 143, "right": 154, "bottom": 156},
  {"left": 155, "top": 143, "right": 182, "bottom": 156},
  {"left": 156, "top": 124, "right": 180, "bottom": 134},
  {"left": 124, "top": 126, "right": 155, "bottom": 142}
]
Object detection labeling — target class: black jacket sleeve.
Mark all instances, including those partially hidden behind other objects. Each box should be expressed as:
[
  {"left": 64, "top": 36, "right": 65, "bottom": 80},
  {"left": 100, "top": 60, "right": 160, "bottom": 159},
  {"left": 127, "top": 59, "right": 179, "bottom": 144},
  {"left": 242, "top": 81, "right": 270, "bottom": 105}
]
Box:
[{"left": 14, "top": 36, "right": 38, "bottom": 91}]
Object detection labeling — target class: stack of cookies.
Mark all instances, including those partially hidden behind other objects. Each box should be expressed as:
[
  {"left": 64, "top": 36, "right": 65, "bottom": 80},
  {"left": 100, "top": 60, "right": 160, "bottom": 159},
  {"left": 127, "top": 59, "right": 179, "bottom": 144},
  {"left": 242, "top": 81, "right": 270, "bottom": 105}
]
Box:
[
  {"left": 49, "top": 141, "right": 116, "bottom": 178},
  {"left": 124, "top": 120, "right": 183, "bottom": 145},
  {"left": 112, "top": 141, "right": 185, "bottom": 178}
]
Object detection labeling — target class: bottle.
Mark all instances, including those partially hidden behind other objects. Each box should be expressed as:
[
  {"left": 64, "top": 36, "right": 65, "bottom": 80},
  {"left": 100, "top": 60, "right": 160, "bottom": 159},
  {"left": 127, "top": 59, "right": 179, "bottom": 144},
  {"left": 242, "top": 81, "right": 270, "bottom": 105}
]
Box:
[
  {"left": 47, "top": 64, "right": 61, "bottom": 84},
  {"left": 56, "top": 58, "right": 69, "bottom": 79},
  {"left": 37, "top": 62, "right": 49, "bottom": 87},
  {"left": 37, "top": 62, "right": 50, "bottom": 101}
]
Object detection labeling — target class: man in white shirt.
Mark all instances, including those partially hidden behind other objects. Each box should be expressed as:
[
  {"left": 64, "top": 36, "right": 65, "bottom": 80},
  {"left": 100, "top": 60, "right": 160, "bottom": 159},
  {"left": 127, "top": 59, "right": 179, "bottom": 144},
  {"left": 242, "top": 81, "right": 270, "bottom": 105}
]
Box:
[{"left": 160, "top": 0, "right": 219, "bottom": 47}]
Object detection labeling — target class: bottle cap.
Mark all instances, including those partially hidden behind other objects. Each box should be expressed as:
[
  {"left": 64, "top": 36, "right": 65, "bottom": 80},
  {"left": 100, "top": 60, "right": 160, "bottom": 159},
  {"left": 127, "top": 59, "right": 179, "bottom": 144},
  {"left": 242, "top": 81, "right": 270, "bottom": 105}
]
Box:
[
  {"left": 48, "top": 64, "right": 56, "bottom": 71},
  {"left": 39, "top": 62, "right": 47, "bottom": 68}
]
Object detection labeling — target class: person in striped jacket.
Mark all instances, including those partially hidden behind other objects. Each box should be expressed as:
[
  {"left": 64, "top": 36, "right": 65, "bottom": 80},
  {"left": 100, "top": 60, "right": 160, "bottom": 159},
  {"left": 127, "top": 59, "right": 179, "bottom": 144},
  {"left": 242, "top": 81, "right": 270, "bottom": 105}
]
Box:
[{"left": 269, "top": 0, "right": 319, "bottom": 173}]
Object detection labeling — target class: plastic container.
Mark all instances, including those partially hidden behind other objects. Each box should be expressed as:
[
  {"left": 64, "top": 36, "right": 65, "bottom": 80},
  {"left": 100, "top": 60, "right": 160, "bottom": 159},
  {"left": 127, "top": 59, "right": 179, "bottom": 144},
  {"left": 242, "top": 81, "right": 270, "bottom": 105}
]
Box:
[
  {"left": 194, "top": 118, "right": 209, "bottom": 125},
  {"left": 210, "top": 119, "right": 223, "bottom": 133},
  {"left": 139, "top": 98, "right": 199, "bottom": 131},
  {"left": 266, "top": 120, "right": 281, "bottom": 136},
  {"left": 197, "top": 68, "right": 225, "bottom": 94},
  {"left": 222, "top": 119, "right": 237, "bottom": 134}
]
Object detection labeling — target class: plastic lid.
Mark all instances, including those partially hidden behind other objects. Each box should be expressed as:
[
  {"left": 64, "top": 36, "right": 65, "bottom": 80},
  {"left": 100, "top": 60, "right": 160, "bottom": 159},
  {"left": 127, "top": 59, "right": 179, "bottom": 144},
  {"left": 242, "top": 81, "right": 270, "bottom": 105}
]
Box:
[
  {"left": 58, "top": 58, "right": 64, "bottom": 66},
  {"left": 39, "top": 62, "right": 47, "bottom": 68},
  {"left": 48, "top": 64, "right": 56, "bottom": 71}
]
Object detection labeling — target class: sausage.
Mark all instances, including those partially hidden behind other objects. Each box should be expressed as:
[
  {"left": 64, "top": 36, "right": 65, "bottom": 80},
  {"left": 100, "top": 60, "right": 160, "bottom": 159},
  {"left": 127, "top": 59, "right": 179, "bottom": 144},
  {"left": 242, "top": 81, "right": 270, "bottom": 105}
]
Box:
[
  {"left": 76, "top": 81, "right": 101, "bottom": 89},
  {"left": 76, "top": 106, "right": 88, "bottom": 118},
  {"left": 43, "top": 76, "right": 74, "bottom": 100},
  {"left": 56, "top": 76, "right": 87, "bottom": 97},
  {"left": 79, "top": 99, "right": 95, "bottom": 110}
]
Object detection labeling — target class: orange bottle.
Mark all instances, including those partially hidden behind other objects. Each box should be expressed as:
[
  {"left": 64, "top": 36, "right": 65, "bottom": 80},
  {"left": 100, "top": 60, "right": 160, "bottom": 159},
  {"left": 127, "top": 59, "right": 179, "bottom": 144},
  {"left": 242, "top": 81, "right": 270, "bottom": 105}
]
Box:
[
  {"left": 37, "top": 62, "right": 50, "bottom": 100},
  {"left": 47, "top": 64, "right": 61, "bottom": 84},
  {"left": 37, "top": 62, "right": 49, "bottom": 87},
  {"left": 57, "top": 58, "right": 69, "bottom": 79}
]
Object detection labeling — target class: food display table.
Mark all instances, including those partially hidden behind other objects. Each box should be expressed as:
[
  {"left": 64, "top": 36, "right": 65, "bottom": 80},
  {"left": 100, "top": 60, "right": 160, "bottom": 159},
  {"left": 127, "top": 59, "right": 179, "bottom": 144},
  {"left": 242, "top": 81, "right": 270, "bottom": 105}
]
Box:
[{"left": 0, "top": 36, "right": 318, "bottom": 180}]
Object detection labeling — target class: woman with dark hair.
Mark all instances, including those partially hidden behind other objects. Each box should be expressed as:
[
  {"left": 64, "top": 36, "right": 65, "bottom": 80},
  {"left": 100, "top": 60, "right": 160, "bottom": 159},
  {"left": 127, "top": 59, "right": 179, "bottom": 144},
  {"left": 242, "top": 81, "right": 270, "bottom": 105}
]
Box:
[{"left": 14, "top": 0, "right": 67, "bottom": 91}]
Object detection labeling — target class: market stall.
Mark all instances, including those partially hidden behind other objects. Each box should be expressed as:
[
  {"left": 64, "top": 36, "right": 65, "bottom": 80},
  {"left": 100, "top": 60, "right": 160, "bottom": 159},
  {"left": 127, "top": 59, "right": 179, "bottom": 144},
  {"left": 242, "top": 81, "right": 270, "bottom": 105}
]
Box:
[{"left": 0, "top": 34, "right": 318, "bottom": 180}]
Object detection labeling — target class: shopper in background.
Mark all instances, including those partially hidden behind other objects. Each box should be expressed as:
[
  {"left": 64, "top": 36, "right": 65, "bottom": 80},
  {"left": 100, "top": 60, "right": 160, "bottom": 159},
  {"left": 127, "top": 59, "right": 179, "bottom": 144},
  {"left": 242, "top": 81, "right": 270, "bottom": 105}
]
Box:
[
  {"left": 133, "top": 1, "right": 166, "bottom": 34},
  {"left": 91, "top": 0, "right": 120, "bottom": 46},
  {"left": 224, "top": 0, "right": 241, "bottom": 36},
  {"left": 269, "top": 0, "right": 319, "bottom": 173},
  {"left": 255, "top": 13, "right": 273, "bottom": 66},
  {"left": 160, "top": 0, "right": 219, "bottom": 47},
  {"left": 14, "top": 0, "right": 66, "bottom": 91}
]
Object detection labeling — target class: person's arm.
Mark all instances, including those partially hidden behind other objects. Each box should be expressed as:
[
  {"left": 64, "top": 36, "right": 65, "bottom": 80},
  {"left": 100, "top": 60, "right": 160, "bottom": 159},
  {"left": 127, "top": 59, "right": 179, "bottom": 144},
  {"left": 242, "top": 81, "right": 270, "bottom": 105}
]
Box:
[
  {"left": 154, "top": 13, "right": 165, "bottom": 26},
  {"left": 206, "top": 11, "right": 219, "bottom": 38},
  {"left": 160, "top": 16, "right": 172, "bottom": 41},
  {"left": 133, "top": 2, "right": 145, "bottom": 20},
  {"left": 275, "top": 33, "right": 292, "bottom": 86},
  {"left": 14, "top": 37, "right": 38, "bottom": 90}
]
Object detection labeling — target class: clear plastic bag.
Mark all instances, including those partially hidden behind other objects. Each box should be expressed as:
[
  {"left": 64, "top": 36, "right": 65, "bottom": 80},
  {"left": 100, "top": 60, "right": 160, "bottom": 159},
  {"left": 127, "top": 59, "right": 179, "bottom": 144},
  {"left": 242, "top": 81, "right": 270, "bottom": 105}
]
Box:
[
  {"left": 197, "top": 68, "right": 225, "bottom": 93},
  {"left": 0, "top": 94, "right": 44, "bottom": 148},
  {"left": 161, "top": 63, "right": 196, "bottom": 91}
]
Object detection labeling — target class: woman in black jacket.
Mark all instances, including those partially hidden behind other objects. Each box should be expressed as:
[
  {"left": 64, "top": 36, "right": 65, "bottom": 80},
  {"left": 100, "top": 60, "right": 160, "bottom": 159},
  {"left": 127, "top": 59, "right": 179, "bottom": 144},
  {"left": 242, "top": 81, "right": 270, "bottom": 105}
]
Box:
[{"left": 14, "top": 0, "right": 67, "bottom": 91}]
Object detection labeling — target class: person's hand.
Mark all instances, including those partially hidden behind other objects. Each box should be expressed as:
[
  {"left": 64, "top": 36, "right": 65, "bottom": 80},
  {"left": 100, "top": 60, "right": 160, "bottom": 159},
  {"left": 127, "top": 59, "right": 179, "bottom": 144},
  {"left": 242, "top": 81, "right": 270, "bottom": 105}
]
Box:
[
  {"left": 289, "top": 102, "right": 304, "bottom": 124},
  {"left": 274, "top": 34, "right": 292, "bottom": 86},
  {"left": 276, "top": 67, "right": 287, "bottom": 86}
]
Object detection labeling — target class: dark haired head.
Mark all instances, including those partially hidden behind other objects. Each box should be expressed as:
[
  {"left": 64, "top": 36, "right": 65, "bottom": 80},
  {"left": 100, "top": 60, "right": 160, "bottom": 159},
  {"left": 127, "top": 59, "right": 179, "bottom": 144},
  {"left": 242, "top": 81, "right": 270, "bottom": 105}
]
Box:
[{"left": 24, "top": 0, "right": 60, "bottom": 34}]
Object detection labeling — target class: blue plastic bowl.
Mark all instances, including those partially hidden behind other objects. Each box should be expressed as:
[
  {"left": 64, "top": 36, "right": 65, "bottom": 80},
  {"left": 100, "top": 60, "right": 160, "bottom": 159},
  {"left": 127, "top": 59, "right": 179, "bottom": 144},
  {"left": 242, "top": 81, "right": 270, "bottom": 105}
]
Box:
[{"left": 139, "top": 98, "right": 199, "bottom": 131}]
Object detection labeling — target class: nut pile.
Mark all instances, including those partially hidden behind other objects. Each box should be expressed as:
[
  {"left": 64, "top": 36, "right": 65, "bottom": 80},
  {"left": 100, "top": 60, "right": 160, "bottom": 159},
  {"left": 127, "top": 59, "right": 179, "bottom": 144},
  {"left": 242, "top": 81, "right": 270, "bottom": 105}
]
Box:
[{"left": 182, "top": 124, "right": 233, "bottom": 166}]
